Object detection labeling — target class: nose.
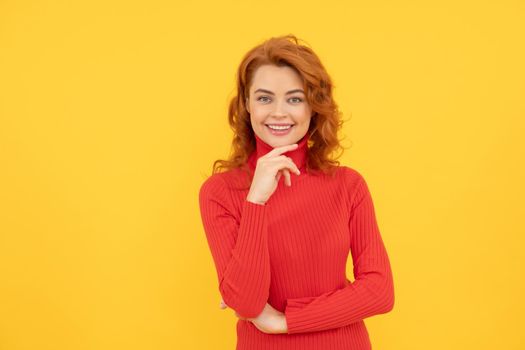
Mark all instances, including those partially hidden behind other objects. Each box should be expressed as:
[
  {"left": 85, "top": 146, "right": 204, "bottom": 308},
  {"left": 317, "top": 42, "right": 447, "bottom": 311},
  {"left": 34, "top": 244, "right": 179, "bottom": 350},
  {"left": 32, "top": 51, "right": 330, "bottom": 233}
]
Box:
[{"left": 271, "top": 99, "right": 288, "bottom": 117}]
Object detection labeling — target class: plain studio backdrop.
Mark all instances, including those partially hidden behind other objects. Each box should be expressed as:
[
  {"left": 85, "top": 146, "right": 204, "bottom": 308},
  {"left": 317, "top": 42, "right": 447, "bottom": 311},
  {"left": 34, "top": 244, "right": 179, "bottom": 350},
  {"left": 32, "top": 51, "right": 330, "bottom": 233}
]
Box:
[{"left": 0, "top": 0, "right": 524, "bottom": 349}]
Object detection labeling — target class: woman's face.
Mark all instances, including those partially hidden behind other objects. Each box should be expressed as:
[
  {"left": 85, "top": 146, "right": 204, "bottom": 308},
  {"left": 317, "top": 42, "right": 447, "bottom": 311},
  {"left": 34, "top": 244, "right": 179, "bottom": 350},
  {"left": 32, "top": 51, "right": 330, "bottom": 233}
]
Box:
[{"left": 246, "top": 64, "right": 313, "bottom": 148}]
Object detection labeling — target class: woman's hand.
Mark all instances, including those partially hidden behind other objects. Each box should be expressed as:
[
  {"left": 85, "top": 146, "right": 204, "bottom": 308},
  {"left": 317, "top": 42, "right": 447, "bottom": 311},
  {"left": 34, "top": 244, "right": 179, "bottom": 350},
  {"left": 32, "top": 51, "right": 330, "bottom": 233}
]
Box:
[
  {"left": 219, "top": 299, "right": 288, "bottom": 334},
  {"left": 246, "top": 143, "right": 301, "bottom": 205}
]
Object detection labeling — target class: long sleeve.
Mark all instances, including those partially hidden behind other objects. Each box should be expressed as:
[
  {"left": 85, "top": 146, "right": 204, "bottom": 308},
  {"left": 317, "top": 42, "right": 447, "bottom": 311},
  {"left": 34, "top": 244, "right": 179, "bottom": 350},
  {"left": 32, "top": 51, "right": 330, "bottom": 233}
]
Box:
[
  {"left": 284, "top": 173, "right": 395, "bottom": 334},
  {"left": 198, "top": 174, "right": 271, "bottom": 318}
]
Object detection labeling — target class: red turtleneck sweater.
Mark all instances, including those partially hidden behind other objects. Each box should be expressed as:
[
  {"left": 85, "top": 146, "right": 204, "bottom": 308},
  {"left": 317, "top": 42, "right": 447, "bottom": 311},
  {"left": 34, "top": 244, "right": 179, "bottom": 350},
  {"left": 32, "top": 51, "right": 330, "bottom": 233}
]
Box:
[{"left": 198, "top": 132, "right": 394, "bottom": 349}]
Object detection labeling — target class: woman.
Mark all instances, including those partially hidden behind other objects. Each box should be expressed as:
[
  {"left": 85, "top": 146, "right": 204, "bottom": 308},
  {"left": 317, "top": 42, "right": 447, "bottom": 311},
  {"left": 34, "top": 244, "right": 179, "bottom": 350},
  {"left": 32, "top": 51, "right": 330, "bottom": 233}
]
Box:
[{"left": 198, "top": 34, "right": 394, "bottom": 349}]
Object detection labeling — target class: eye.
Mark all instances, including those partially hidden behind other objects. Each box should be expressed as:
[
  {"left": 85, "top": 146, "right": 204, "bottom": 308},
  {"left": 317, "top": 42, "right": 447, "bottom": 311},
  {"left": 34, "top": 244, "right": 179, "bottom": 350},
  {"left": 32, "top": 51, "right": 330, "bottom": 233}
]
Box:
[
  {"left": 289, "top": 97, "right": 303, "bottom": 103},
  {"left": 257, "top": 96, "right": 271, "bottom": 103}
]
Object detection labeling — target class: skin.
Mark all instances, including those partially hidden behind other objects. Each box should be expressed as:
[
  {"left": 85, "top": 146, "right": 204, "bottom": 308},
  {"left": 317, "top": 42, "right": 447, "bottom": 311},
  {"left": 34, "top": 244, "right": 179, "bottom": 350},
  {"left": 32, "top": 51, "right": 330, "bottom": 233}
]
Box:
[
  {"left": 246, "top": 64, "right": 313, "bottom": 149},
  {"left": 220, "top": 299, "right": 288, "bottom": 334},
  {"left": 218, "top": 64, "right": 315, "bottom": 334}
]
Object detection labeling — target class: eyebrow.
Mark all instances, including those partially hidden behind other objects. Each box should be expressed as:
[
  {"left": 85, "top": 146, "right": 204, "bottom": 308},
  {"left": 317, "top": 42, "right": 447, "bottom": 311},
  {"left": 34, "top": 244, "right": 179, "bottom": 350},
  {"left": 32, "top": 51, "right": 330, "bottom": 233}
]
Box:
[{"left": 253, "top": 88, "right": 305, "bottom": 95}]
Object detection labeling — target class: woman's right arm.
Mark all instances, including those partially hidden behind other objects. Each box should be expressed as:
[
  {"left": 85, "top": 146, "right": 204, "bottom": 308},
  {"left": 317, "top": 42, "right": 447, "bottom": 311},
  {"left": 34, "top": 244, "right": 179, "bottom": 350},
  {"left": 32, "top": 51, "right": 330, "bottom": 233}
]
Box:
[
  {"left": 199, "top": 143, "right": 301, "bottom": 319},
  {"left": 198, "top": 174, "right": 271, "bottom": 319}
]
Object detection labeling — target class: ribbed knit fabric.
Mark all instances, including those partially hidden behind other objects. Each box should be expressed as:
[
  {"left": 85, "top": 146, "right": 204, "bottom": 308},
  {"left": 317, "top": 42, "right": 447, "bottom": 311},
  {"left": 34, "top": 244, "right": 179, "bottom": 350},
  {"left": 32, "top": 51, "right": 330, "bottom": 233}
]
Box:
[{"left": 198, "top": 132, "right": 394, "bottom": 349}]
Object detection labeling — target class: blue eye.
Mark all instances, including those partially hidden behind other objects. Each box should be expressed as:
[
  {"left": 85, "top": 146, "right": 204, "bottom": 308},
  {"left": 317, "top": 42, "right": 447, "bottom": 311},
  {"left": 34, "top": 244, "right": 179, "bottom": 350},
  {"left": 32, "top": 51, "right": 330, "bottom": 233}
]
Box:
[
  {"left": 290, "top": 97, "right": 303, "bottom": 103},
  {"left": 257, "top": 96, "right": 271, "bottom": 103}
]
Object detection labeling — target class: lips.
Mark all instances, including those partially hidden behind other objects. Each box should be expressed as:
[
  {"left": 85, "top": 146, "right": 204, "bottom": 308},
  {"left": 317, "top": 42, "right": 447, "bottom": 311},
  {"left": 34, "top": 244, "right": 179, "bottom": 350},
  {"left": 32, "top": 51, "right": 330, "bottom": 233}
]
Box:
[
  {"left": 265, "top": 124, "right": 294, "bottom": 135},
  {"left": 265, "top": 123, "right": 294, "bottom": 129}
]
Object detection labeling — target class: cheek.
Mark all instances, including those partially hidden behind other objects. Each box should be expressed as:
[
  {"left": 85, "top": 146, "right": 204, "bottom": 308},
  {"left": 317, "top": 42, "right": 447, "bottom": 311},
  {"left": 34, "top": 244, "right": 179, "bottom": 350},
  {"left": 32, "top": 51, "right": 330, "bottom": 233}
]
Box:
[
  {"left": 297, "top": 108, "right": 312, "bottom": 121},
  {"left": 250, "top": 110, "right": 266, "bottom": 124},
  {"left": 296, "top": 104, "right": 312, "bottom": 115},
  {"left": 251, "top": 106, "right": 269, "bottom": 119},
  {"left": 297, "top": 114, "right": 312, "bottom": 127}
]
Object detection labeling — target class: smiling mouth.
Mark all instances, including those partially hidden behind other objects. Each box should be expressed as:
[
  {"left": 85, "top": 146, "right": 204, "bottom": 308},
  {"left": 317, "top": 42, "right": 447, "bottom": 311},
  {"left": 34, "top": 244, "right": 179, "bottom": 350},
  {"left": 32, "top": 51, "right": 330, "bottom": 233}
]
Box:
[
  {"left": 265, "top": 124, "right": 294, "bottom": 135},
  {"left": 265, "top": 124, "right": 294, "bottom": 130}
]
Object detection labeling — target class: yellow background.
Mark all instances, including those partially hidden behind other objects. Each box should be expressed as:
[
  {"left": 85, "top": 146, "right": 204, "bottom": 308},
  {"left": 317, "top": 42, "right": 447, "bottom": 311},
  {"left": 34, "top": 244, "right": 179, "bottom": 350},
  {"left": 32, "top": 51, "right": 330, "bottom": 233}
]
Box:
[{"left": 1, "top": 0, "right": 524, "bottom": 349}]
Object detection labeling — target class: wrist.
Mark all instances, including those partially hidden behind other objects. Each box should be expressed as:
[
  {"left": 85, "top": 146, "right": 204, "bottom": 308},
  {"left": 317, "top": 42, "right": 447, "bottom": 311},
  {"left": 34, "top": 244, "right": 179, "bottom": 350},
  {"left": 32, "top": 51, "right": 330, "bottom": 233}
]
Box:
[
  {"left": 274, "top": 315, "right": 288, "bottom": 334},
  {"left": 246, "top": 194, "right": 266, "bottom": 205}
]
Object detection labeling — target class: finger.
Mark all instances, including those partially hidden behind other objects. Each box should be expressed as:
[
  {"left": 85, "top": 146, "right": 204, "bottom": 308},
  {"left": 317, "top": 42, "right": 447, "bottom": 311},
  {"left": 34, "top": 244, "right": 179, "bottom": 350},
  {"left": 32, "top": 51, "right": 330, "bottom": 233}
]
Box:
[
  {"left": 285, "top": 158, "right": 301, "bottom": 175},
  {"left": 220, "top": 299, "right": 227, "bottom": 309},
  {"left": 283, "top": 169, "right": 291, "bottom": 186},
  {"left": 264, "top": 143, "right": 298, "bottom": 157},
  {"left": 271, "top": 156, "right": 301, "bottom": 175},
  {"left": 279, "top": 156, "right": 301, "bottom": 175}
]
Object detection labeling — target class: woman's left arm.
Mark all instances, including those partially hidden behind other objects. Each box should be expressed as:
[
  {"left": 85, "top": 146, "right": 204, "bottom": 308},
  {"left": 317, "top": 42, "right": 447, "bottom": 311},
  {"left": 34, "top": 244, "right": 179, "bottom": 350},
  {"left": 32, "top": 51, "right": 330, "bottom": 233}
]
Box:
[
  {"left": 283, "top": 173, "right": 395, "bottom": 334},
  {"left": 222, "top": 298, "right": 288, "bottom": 334}
]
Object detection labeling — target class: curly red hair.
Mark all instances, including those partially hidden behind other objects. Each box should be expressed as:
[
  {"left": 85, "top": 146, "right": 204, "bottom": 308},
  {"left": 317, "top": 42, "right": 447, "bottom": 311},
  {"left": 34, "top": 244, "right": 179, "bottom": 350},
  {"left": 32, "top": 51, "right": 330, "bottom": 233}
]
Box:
[{"left": 212, "top": 34, "right": 349, "bottom": 180}]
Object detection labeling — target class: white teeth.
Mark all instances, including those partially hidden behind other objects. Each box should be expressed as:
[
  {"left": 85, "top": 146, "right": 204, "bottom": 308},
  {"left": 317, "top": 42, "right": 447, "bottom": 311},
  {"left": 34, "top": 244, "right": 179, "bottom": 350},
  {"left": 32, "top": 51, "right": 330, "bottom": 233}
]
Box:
[{"left": 267, "top": 125, "right": 292, "bottom": 130}]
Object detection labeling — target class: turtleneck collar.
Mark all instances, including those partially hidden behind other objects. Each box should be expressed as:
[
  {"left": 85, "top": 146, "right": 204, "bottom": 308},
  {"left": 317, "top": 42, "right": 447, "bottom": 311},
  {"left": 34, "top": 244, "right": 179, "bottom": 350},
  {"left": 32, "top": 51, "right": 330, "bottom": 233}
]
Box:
[{"left": 247, "top": 132, "right": 310, "bottom": 173}]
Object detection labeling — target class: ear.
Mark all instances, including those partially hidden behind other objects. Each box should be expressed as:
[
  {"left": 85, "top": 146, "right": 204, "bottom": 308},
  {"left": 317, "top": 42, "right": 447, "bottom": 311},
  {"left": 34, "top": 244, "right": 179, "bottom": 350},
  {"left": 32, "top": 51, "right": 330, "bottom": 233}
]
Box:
[{"left": 245, "top": 97, "right": 250, "bottom": 113}]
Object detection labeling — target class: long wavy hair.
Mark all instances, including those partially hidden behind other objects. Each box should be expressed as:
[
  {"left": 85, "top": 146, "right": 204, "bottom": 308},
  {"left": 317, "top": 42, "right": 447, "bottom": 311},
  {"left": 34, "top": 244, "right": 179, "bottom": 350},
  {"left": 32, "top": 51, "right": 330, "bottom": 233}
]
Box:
[{"left": 212, "top": 34, "right": 349, "bottom": 181}]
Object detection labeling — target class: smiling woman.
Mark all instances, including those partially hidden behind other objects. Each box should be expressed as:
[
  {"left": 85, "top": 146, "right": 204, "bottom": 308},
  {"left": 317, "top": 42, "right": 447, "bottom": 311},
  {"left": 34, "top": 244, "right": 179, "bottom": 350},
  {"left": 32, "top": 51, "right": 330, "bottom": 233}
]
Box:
[
  {"left": 198, "top": 34, "right": 394, "bottom": 350},
  {"left": 246, "top": 64, "right": 312, "bottom": 142}
]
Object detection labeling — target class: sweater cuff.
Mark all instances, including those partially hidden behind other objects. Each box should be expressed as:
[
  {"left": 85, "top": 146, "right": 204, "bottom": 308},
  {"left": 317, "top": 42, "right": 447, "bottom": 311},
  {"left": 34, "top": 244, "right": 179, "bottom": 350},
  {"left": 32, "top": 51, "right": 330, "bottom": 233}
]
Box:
[
  {"left": 239, "top": 199, "right": 267, "bottom": 234},
  {"left": 242, "top": 200, "right": 267, "bottom": 219},
  {"left": 284, "top": 296, "right": 317, "bottom": 334}
]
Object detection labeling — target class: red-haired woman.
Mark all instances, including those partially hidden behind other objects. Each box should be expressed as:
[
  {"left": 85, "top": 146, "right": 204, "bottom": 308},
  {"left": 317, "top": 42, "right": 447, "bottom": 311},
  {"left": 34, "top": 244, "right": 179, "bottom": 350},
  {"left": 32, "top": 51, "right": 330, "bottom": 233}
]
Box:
[{"left": 199, "top": 34, "right": 394, "bottom": 350}]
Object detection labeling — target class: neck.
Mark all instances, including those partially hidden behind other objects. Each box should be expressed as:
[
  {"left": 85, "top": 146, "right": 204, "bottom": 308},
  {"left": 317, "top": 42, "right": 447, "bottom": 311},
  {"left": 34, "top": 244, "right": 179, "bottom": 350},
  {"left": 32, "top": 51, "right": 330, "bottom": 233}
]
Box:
[{"left": 247, "top": 132, "right": 310, "bottom": 173}]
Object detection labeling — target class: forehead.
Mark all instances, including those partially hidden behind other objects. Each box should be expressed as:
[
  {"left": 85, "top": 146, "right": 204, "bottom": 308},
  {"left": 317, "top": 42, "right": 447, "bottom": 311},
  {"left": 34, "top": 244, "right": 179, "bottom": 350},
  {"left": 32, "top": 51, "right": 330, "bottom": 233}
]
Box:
[{"left": 250, "top": 64, "right": 303, "bottom": 91}]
